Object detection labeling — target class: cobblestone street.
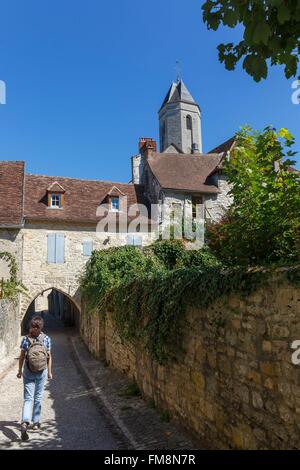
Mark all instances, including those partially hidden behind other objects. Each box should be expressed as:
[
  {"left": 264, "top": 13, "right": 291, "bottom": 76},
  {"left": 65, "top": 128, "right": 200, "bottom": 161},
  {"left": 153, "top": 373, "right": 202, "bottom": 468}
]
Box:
[
  {"left": 0, "top": 319, "right": 203, "bottom": 450},
  {"left": 0, "top": 328, "right": 124, "bottom": 450}
]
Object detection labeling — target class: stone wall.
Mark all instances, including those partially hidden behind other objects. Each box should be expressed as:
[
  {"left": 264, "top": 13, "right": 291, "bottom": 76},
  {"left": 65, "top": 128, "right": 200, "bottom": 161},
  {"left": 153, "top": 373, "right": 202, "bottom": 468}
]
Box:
[
  {"left": 20, "top": 222, "right": 154, "bottom": 318},
  {"left": 0, "top": 229, "right": 23, "bottom": 281},
  {"left": 0, "top": 299, "right": 19, "bottom": 375},
  {"left": 80, "top": 274, "right": 300, "bottom": 449},
  {"left": 205, "top": 175, "right": 232, "bottom": 223}
]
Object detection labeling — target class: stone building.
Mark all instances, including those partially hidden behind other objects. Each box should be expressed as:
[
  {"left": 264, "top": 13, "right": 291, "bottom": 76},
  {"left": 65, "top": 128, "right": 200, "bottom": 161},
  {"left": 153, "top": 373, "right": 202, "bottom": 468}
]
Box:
[
  {"left": 0, "top": 78, "right": 233, "bottom": 324},
  {"left": 132, "top": 79, "right": 234, "bottom": 240}
]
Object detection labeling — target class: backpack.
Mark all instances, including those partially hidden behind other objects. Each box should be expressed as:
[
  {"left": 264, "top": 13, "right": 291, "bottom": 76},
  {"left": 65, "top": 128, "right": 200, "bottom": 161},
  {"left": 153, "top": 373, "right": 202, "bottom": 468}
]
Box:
[{"left": 26, "top": 333, "right": 48, "bottom": 373}]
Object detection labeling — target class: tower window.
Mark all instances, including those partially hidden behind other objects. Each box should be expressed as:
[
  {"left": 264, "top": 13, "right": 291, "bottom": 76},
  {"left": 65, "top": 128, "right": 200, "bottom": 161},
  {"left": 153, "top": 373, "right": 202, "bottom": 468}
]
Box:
[
  {"left": 192, "top": 196, "right": 203, "bottom": 219},
  {"left": 161, "top": 121, "right": 166, "bottom": 150},
  {"left": 186, "top": 115, "right": 192, "bottom": 130}
]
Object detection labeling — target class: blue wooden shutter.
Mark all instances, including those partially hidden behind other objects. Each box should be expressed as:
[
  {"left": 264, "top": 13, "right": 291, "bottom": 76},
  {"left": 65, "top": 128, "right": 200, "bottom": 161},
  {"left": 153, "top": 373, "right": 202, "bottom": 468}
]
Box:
[
  {"left": 83, "top": 240, "right": 93, "bottom": 256},
  {"left": 47, "top": 234, "right": 56, "bottom": 263},
  {"left": 55, "top": 234, "right": 65, "bottom": 263}
]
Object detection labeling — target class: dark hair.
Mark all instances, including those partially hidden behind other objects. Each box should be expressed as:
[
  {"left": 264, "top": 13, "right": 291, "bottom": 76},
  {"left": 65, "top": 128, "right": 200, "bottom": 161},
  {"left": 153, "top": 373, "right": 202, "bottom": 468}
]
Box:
[{"left": 30, "top": 315, "right": 44, "bottom": 330}]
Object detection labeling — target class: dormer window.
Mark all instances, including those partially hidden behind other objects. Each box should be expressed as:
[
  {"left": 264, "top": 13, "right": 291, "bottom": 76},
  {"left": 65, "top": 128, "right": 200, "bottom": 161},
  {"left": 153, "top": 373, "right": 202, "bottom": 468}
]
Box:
[
  {"left": 100, "top": 186, "right": 125, "bottom": 213},
  {"left": 47, "top": 181, "right": 65, "bottom": 209},
  {"left": 111, "top": 197, "right": 120, "bottom": 212}
]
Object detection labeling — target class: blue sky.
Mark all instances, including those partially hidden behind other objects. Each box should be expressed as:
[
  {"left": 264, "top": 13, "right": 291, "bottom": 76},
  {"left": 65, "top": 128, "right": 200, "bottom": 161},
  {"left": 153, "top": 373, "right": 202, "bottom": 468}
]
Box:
[{"left": 0, "top": 0, "right": 299, "bottom": 182}]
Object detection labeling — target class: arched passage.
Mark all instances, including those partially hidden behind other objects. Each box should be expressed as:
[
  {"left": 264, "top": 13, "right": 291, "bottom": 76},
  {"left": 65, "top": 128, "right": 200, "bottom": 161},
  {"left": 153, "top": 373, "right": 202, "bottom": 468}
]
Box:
[{"left": 21, "top": 287, "right": 81, "bottom": 335}]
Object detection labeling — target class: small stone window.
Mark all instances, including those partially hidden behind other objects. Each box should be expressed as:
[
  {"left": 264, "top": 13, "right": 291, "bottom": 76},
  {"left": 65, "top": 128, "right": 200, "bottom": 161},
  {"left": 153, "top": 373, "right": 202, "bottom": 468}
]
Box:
[
  {"left": 192, "top": 196, "right": 203, "bottom": 219},
  {"left": 186, "top": 115, "right": 192, "bottom": 130}
]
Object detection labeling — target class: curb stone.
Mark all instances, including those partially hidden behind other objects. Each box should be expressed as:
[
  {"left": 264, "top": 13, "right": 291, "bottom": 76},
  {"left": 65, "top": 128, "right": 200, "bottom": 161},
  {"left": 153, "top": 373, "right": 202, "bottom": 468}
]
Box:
[
  {"left": 69, "top": 336, "right": 206, "bottom": 451},
  {"left": 69, "top": 336, "right": 138, "bottom": 450}
]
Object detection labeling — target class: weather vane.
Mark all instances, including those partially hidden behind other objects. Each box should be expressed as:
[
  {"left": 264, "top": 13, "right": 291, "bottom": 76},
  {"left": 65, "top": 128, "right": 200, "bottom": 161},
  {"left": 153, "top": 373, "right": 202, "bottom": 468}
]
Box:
[{"left": 175, "top": 60, "right": 181, "bottom": 83}]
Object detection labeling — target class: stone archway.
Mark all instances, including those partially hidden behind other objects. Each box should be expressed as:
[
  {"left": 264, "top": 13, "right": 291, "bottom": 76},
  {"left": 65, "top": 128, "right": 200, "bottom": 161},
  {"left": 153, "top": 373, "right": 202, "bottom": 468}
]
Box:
[
  {"left": 21, "top": 285, "right": 81, "bottom": 321},
  {"left": 21, "top": 286, "right": 81, "bottom": 335}
]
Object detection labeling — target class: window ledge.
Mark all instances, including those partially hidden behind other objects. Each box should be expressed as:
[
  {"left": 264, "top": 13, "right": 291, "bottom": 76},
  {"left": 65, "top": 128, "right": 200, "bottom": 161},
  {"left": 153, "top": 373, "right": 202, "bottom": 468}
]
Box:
[{"left": 47, "top": 206, "right": 64, "bottom": 210}]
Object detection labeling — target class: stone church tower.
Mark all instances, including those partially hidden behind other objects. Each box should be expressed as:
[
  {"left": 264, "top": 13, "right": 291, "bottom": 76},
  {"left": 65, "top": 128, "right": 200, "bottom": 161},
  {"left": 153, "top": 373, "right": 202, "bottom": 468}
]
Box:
[{"left": 158, "top": 79, "right": 202, "bottom": 154}]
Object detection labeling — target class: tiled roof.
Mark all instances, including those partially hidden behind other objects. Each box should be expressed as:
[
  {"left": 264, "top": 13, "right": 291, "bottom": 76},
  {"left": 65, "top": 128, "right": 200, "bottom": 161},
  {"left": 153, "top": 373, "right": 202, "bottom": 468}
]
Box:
[
  {"left": 24, "top": 174, "right": 148, "bottom": 224},
  {"left": 47, "top": 181, "right": 66, "bottom": 192},
  {"left": 147, "top": 153, "right": 222, "bottom": 193},
  {"left": 208, "top": 136, "right": 236, "bottom": 154},
  {"left": 0, "top": 161, "right": 25, "bottom": 227}
]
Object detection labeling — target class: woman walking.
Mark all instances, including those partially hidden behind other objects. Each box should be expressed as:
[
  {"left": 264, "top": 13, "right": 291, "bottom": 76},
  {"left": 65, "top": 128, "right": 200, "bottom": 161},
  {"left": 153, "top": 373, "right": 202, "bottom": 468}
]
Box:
[{"left": 17, "top": 315, "right": 53, "bottom": 441}]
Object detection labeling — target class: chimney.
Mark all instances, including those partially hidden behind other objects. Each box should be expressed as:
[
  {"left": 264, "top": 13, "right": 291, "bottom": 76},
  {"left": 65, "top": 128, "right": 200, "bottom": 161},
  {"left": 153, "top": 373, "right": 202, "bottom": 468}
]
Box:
[{"left": 139, "top": 137, "right": 157, "bottom": 157}]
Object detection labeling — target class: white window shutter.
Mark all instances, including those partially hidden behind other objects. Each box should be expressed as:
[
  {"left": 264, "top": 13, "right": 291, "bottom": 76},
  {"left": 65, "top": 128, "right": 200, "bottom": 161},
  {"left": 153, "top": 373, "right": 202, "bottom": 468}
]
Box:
[
  {"left": 83, "top": 240, "right": 93, "bottom": 256},
  {"left": 47, "top": 234, "right": 56, "bottom": 263},
  {"left": 55, "top": 234, "right": 65, "bottom": 263}
]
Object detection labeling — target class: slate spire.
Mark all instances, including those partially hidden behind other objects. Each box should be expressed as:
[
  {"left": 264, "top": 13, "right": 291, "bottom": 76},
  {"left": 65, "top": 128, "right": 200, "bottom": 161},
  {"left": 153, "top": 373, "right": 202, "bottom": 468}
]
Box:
[{"left": 160, "top": 80, "right": 198, "bottom": 112}]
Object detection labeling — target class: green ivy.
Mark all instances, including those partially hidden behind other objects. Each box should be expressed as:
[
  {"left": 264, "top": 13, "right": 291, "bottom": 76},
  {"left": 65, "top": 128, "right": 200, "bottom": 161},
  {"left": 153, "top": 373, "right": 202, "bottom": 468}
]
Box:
[
  {"left": 80, "top": 245, "right": 164, "bottom": 314},
  {"left": 99, "top": 265, "right": 267, "bottom": 365},
  {"left": 80, "top": 243, "right": 269, "bottom": 365},
  {"left": 0, "top": 252, "right": 27, "bottom": 300}
]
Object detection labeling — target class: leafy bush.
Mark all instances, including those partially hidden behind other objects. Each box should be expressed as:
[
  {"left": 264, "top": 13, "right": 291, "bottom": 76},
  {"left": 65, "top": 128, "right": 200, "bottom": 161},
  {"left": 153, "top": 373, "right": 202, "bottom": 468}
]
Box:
[
  {"left": 149, "top": 240, "right": 186, "bottom": 270},
  {"left": 207, "top": 126, "right": 300, "bottom": 266},
  {"left": 184, "top": 245, "right": 222, "bottom": 269},
  {"left": 80, "top": 246, "right": 163, "bottom": 313},
  {"left": 147, "top": 240, "right": 220, "bottom": 271}
]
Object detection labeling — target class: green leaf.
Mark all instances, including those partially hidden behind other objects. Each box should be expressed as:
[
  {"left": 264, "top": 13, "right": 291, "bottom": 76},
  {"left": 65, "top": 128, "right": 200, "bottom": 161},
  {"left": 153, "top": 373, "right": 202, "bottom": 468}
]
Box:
[
  {"left": 252, "top": 22, "right": 272, "bottom": 46},
  {"left": 203, "top": 0, "right": 300, "bottom": 82},
  {"left": 284, "top": 55, "right": 298, "bottom": 79},
  {"left": 243, "top": 55, "right": 268, "bottom": 81},
  {"left": 204, "top": 11, "right": 221, "bottom": 30},
  {"left": 223, "top": 9, "right": 238, "bottom": 27},
  {"left": 224, "top": 52, "right": 238, "bottom": 70},
  {"left": 277, "top": 4, "right": 291, "bottom": 24}
]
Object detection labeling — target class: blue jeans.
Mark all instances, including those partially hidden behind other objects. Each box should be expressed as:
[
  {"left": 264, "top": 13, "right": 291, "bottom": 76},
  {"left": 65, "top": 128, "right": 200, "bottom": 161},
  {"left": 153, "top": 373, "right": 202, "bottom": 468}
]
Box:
[{"left": 21, "top": 363, "right": 48, "bottom": 424}]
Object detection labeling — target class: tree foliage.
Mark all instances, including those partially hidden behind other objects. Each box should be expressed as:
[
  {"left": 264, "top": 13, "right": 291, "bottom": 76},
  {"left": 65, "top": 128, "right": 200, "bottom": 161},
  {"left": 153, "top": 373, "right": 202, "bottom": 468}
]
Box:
[
  {"left": 207, "top": 126, "right": 300, "bottom": 265},
  {"left": 202, "top": 1, "right": 300, "bottom": 81}
]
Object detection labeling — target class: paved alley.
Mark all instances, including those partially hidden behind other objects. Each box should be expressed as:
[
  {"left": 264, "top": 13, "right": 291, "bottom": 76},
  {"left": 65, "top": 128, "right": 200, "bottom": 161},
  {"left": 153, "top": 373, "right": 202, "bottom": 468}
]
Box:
[
  {"left": 0, "top": 326, "right": 124, "bottom": 450},
  {"left": 0, "top": 314, "right": 204, "bottom": 451}
]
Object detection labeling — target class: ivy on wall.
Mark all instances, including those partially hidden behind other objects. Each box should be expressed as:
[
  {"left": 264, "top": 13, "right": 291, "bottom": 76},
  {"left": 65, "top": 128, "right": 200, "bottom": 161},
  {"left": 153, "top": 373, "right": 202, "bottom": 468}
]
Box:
[
  {"left": 103, "top": 266, "right": 268, "bottom": 364},
  {"left": 80, "top": 242, "right": 270, "bottom": 364},
  {"left": 0, "top": 252, "right": 27, "bottom": 300}
]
